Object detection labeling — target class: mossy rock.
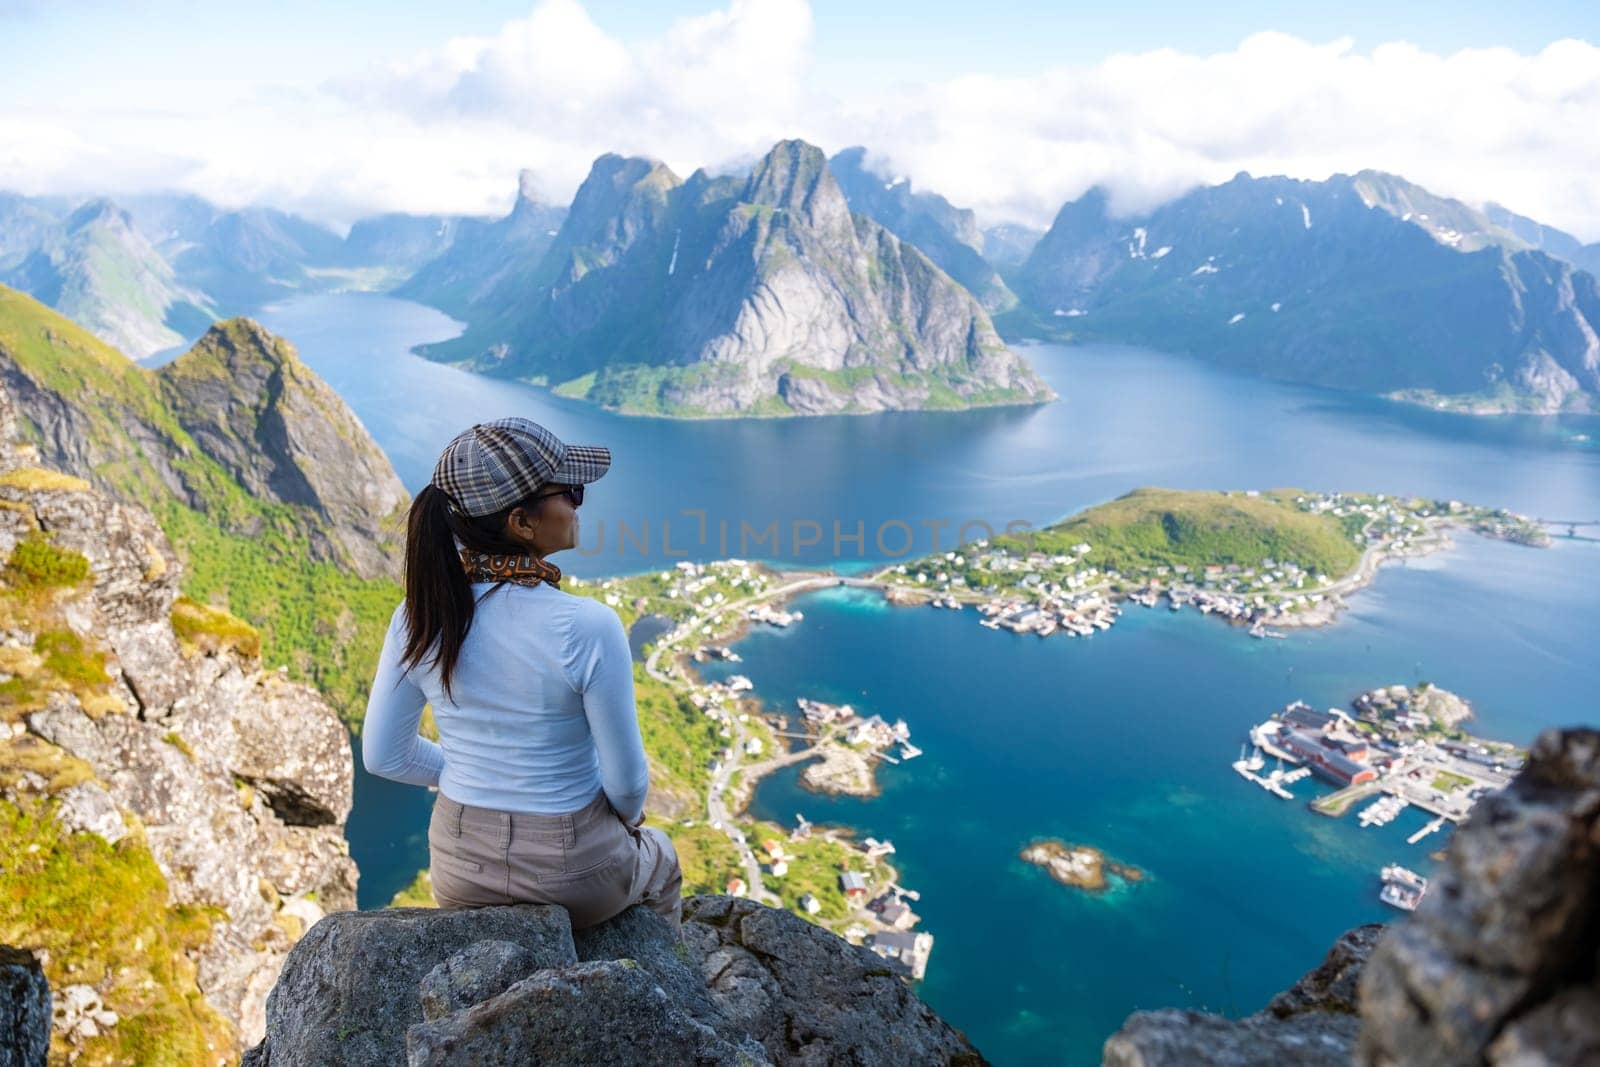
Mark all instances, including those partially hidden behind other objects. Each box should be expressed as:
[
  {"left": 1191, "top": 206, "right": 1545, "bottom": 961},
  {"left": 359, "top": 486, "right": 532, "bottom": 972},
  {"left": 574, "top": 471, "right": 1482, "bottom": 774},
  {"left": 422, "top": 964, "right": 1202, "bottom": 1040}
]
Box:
[
  {"left": 170, "top": 595, "right": 262, "bottom": 659},
  {"left": 6, "top": 536, "right": 91, "bottom": 587}
]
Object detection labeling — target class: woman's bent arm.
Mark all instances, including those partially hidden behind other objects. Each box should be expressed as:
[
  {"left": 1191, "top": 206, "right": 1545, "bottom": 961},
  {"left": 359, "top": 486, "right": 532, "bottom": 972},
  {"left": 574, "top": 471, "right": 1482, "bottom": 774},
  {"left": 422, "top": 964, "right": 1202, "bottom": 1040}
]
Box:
[
  {"left": 362, "top": 605, "right": 445, "bottom": 787},
  {"left": 573, "top": 604, "right": 650, "bottom": 823}
]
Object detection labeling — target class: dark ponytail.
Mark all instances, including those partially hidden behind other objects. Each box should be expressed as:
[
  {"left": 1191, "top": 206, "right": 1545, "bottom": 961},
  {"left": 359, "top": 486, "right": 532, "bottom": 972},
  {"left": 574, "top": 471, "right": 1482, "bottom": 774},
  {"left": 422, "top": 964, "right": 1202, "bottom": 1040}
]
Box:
[{"left": 401, "top": 484, "right": 542, "bottom": 699}]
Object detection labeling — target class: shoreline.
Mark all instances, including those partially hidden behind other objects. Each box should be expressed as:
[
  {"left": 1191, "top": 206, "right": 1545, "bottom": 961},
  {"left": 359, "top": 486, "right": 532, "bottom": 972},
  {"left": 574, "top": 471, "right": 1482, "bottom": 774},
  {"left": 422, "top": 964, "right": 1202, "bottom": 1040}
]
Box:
[
  {"left": 629, "top": 491, "right": 1549, "bottom": 977},
  {"left": 673, "top": 511, "right": 1547, "bottom": 846}
]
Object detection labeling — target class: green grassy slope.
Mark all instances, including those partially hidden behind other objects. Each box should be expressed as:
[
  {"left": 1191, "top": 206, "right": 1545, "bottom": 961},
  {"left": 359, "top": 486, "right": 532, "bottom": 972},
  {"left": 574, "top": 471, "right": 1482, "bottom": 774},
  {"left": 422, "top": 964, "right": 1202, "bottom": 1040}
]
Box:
[{"left": 1002, "top": 488, "right": 1361, "bottom": 576}]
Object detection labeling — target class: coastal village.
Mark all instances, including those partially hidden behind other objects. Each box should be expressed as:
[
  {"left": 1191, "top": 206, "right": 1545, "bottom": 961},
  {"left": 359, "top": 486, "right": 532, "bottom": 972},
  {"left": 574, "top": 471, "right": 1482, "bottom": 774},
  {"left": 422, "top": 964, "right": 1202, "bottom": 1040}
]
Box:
[
  {"left": 578, "top": 557, "right": 938, "bottom": 981},
  {"left": 878, "top": 490, "right": 1549, "bottom": 639},
  {"left": 1233, "top": 683, "right": 1520, "bottom": 911},
  {"left": 559, "top": 488, "right": 1552, "bottom": 983}
]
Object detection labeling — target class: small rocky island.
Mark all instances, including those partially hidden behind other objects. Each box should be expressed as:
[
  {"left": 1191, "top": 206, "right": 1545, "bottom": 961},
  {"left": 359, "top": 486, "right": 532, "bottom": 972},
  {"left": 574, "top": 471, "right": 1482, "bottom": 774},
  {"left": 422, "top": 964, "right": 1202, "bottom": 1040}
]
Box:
[
  {"left": 799, "top": 741, "right": 878, "bottom": 797},
  {"left": 1021, "top": 840, "right": 1145, "bottom": 893}
]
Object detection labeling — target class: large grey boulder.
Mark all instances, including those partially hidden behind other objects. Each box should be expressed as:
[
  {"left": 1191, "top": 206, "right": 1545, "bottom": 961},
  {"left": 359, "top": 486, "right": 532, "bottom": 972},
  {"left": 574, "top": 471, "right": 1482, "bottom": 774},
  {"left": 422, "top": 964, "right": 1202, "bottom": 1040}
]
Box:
[
  {"left": 418, "top": 940, "right": 543, "bottom": 1022},
  {"left": 1357, "top": 728, "right": 1600, "bottom": 1066},
  {"left": 0, "top": 947, "right": 49, "bottom": 1067},
  {"left": 1103, "top": 1009, "right": 1361, "bottom": 1067},
  {"left": 245, "top": 898, "right": 986, "bottom": 1066},
  {"left": 246, "top": 905, "right": 577, "bottom": 1066}
]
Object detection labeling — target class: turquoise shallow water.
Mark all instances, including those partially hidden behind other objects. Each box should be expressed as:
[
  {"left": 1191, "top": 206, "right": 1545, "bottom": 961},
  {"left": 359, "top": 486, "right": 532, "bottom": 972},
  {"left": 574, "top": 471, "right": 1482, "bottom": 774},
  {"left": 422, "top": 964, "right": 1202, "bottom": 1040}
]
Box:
[
  {"left": 254, "top": 294, "right": 1600, "bottom": 1065},
  {"left": 699, "top": 533, "right": 1600, "bottom": 1064}
]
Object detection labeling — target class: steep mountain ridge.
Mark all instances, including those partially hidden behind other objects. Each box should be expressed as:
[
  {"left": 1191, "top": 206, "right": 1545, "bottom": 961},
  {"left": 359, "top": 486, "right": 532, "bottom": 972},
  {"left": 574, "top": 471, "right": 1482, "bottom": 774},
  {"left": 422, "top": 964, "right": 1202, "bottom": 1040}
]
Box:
[
  {"left": 395, "top": 170, "right": 569, "bottom": 318},
  {"left": 156, "top": 318, "right": 408, "bottom": 578},
  {"left": 421, "top": 139, "right": 1052, "bottom": 417},
  {"left": 0, "top": 287, "right": 404, "bottom": 579},
  {"left": 1016, "top": 171, "right": 1600, "bottom": 412},
  {"left": 829, "top": 146, "right": 1017, "bottom": 312}
]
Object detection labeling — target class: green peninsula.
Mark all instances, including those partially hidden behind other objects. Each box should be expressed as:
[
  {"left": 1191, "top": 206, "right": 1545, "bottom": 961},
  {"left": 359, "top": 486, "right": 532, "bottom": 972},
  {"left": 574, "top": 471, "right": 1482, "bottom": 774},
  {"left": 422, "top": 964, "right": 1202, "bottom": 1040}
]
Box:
[{"left": 879, "top": 487, "right": 1548, "bottom": 632}]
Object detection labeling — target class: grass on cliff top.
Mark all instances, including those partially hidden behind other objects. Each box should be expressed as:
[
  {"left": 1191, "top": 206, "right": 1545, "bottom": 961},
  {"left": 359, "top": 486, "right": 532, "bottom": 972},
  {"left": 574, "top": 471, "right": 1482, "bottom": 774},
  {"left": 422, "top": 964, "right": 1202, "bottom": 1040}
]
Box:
[
  {"left": 5, "top": 534, "right": 91, "bottom": 588},
  {"left": 0, "top": 798, "right": 234, "bottom": 1067},
  {"left": 389, "top": 868, "right": 436, "bottom": 908},
  {"left": 996, "top": 488, "right": 1361, "bottom": 577}
]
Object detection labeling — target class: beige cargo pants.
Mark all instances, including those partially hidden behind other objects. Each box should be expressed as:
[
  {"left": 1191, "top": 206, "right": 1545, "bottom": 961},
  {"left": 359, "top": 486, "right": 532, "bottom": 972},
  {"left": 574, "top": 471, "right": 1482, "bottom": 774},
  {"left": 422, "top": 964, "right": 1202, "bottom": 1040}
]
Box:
[{"left": 428, "top": 787, "right": 683, "bottom": 936}]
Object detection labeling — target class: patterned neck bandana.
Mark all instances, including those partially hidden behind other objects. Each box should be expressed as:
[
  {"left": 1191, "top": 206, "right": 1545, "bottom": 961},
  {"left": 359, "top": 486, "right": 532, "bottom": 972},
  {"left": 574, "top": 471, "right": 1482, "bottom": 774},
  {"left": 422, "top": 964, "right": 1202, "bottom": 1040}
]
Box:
[{"left": 460, "top": 549, "right": 563, "bottom": 589}]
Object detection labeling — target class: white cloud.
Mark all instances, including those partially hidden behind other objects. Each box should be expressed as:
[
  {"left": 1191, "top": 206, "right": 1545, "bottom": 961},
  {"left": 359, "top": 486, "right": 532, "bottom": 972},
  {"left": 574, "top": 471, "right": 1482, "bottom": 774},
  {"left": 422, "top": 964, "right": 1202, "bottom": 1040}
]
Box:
[
  {"left": 838, "top": 33, "right": 1600, "bottom": 237},
  {"left": 2, "top": 5, "right": 1598, "bottom": 241}
]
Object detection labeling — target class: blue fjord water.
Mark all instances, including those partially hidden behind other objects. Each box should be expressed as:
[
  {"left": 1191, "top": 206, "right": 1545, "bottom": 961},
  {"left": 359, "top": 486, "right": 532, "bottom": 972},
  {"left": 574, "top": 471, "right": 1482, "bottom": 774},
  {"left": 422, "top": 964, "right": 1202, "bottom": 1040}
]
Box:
[{"left": 257, "top": 293, "right": 1600, "bottom": 1066}]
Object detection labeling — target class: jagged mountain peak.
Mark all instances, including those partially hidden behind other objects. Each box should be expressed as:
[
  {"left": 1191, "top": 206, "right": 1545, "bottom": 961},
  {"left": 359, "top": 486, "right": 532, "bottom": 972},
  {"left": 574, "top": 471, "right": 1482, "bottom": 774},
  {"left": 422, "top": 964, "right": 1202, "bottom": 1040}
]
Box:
[
  {"left": 742, "top": 139, "right": 843, "bottom": 227},
  {"left": 163, "top": 316, "right": 299, "bottom": 379},
  {"left": 558, "top": 153, "right": 681, "bottom": 254},
  {"left": 414, "top": 137, "right": 1050, "bottom": 417},
  {"left": 581, "top": 153, "right": 681, "bottom": 195},
  {"left": 64, "top": 197, "right": 134, "bottom": 233},
  {"left": 152, "top": 318, "right": 407, "bottom": 572}
]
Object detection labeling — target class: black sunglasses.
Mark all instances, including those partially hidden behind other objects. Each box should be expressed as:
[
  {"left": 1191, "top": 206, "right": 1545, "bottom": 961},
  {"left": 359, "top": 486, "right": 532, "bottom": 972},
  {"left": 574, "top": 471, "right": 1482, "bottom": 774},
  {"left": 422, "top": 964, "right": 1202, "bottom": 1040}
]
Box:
[{"left": 533, "top": 483, "right": 584, "bottom": 507}]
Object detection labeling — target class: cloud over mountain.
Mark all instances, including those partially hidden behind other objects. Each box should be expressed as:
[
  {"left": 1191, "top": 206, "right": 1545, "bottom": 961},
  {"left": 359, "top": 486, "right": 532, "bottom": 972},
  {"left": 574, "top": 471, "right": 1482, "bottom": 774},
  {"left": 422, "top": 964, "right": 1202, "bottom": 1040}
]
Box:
[{"left": 1, "top": 2, "right": 1597, "bottom": 239}]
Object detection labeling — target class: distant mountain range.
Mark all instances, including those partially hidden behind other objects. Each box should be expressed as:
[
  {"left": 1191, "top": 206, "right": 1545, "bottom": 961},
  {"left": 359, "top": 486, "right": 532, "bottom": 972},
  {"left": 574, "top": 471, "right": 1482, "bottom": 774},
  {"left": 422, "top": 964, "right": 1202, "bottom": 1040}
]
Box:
[
  {"left": 413, "top": 140, "right": 1052, "bottom": 417},
  {"left": 4, "top": 152, "right": 1598, "bottom": 415},
  {"left": 3, "top": 198, "right": 213, "bottom": 359},
  {"left": 0, "top": 192, "right": 488, "bottom": 359},
  {"left": 1014, "top": 170, "right": 1600, "bottom": 413}
]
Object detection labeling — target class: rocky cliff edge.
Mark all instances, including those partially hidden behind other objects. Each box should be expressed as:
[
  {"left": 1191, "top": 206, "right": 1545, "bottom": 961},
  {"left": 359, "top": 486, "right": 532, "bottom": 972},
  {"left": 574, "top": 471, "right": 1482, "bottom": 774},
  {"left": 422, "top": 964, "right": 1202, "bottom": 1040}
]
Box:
[{"left": 0, "top": 377, "right": 357, "bottom": 1060}]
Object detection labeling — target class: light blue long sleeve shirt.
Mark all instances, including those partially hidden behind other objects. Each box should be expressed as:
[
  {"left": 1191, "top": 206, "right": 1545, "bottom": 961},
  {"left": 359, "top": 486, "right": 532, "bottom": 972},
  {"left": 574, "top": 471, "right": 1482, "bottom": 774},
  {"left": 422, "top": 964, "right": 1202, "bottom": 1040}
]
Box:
[{"left": 361, "top": 581, "right": 651, "bottom": 823}]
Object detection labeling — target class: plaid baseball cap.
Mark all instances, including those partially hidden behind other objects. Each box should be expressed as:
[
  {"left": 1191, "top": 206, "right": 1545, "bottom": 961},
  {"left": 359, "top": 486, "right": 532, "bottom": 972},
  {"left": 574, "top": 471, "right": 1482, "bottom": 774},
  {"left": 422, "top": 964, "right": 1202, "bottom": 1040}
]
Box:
[{"left": 430, "top": 417, "right": 611, "bottom": 517}]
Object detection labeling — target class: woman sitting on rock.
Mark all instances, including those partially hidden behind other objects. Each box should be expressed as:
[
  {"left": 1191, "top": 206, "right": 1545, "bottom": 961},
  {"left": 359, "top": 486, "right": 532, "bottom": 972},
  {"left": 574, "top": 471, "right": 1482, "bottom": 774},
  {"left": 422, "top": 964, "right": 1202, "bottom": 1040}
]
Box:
[{"left": 362, "top": 417, "right": 682, "bottom": 934}]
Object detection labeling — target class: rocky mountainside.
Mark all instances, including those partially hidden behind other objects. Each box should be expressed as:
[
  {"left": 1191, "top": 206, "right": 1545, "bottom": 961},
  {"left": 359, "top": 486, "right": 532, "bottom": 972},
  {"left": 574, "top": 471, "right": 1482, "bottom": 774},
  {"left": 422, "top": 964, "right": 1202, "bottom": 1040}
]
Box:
[
  {"left": 396, "top": 170, "right": 569, "bottom": 319},
  {"left": 155, "top": 318, "right": 408, "bottom": 579},
  {"left": 1017, "top": 172, "right": 1600, "bottom": 413},
  {"left": 417, "top": 139, "right": 1052, "bottom": 417},
  {"left": 828, "top": 147, "right": 1017, "bottom": 312},
  {"left": 243, "top": 896, "right": 984, "bottom": 1066},
  {"left": 2, "top": 200, "right": 214, "bottom": 360},
  {"left": 0, "top": 377, "right": 357, "bottom": 1061},
  {"left": 0, "top": 285, "right": 406, "bottom": 720},
  {"left": 1103, "top": 727, "right": 1600, "bottom": 1065}
]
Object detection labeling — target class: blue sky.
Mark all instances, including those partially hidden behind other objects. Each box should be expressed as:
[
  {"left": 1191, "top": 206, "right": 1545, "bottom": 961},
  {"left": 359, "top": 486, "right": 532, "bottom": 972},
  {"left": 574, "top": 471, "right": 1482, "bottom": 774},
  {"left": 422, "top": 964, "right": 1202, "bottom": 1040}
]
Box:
[
  {"left": 7, "top": 0, "right": 1594, "bottom": 93},
  {"left": 3, "top": 1, "right": 1598, "bottom": 235}
]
